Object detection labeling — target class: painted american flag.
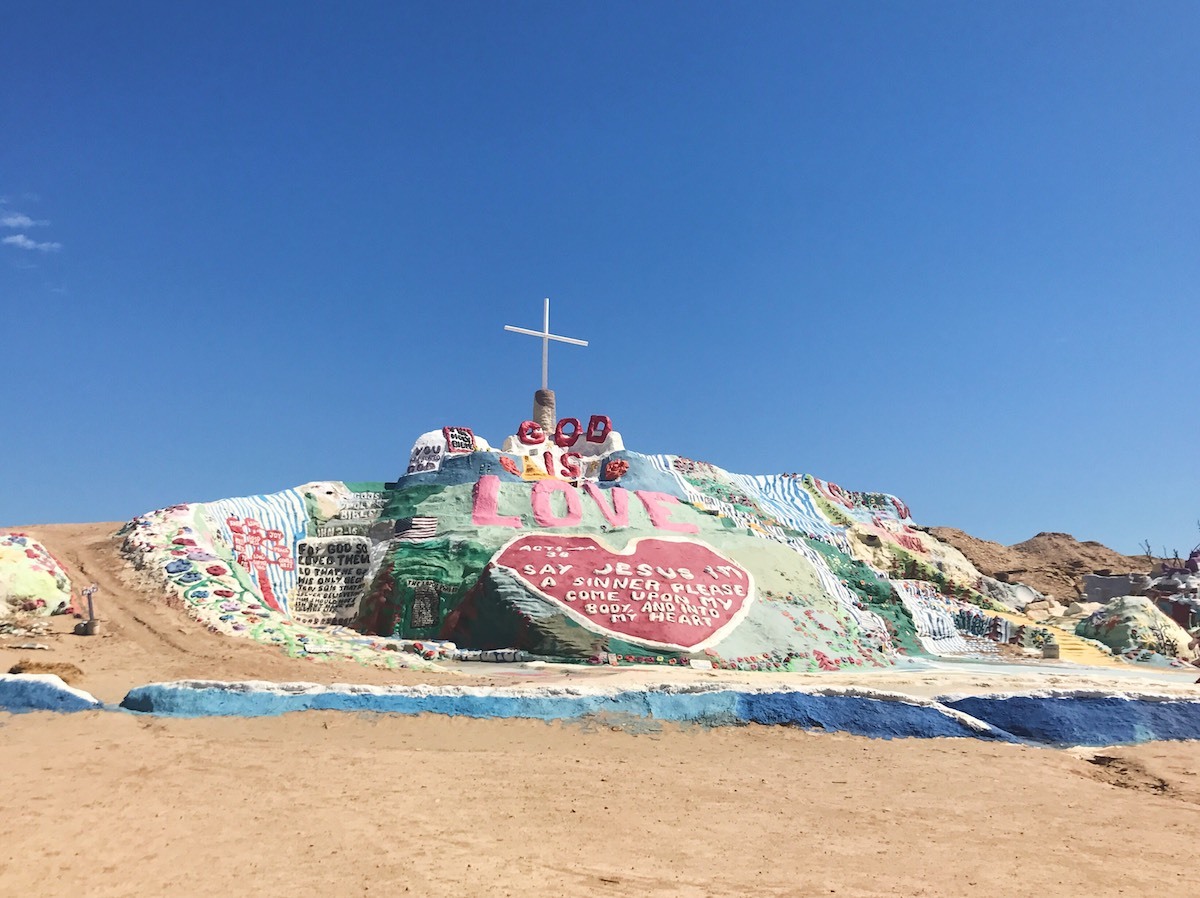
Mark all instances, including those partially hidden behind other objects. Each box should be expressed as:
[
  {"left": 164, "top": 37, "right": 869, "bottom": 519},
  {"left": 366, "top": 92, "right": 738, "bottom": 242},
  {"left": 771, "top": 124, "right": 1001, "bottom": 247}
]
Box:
[{"left": 394, "top": 517, "right": 438, "bottom": 541}]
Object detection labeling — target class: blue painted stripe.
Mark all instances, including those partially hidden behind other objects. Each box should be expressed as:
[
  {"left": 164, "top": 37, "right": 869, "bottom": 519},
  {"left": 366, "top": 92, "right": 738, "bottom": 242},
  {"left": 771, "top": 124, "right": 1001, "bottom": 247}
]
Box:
[
  {"left": 945, "top": 696, "right": 1200, "bottom": 746},
  {"left": 14, "top": 679, "right": 1200, "bottom": 747},
  {"left": 119, "top": 684, "right": 744, "bottom": 723},
  {"left": 731, "top": 473, "right": 845, "bottom": 544},
  {"left": 644, "top": 455, "right": 754, "bottom": 528},
  {"left": 119, "top": 682, "right": 1005, "bottom": 741},
  {"left": 0, "top": 675, "right": 102, "bottom": 713},
  {"left": 735, "top": 692, "right": 1006, "bottom": 740}
]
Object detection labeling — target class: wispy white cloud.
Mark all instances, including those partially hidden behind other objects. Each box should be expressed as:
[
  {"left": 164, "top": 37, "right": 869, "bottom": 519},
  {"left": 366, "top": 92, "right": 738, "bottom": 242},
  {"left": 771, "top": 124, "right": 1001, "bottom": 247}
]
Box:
[
  {"left": 2, "top": 234, "right": 62, "bottom": 252},
  {"left": 1, "top": 212, "right": 46, "bottom": 228}
]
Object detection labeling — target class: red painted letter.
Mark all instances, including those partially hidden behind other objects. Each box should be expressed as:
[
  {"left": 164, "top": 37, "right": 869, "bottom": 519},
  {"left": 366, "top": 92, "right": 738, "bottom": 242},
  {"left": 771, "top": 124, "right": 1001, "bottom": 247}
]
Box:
[
  {"left": 518, "top": 420, "right": 546, "bottom": 445},
  {"left": 561, "top": 452, "right": 582, "bottom": 478},
  {"left": 585, "top": 415, "right": 612, "bottom": 443},
  {"left": 553, "top": 417, "right": 582, "bottom": 448}
]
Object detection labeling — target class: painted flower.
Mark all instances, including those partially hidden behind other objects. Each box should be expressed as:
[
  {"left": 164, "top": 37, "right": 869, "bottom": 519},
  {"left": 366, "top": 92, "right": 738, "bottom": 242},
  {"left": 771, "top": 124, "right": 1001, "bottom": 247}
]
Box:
[
  {"left": 206, "top": 565, "right": 227, "bottom": 576},
  {"left": 813, "top": 650, "right": 840, "bottom": 671},
  {"left": 214, "top": 589, "right": 235, "bottom": 598},
  {"left": 177, "top": 571, "right": 201, "bottom": 584},
  {"left": 603, "top": 459, "right": 630, "bottom": 481},
  {"left": 165, "top": 559, "right": 191, "bottom": 574}
]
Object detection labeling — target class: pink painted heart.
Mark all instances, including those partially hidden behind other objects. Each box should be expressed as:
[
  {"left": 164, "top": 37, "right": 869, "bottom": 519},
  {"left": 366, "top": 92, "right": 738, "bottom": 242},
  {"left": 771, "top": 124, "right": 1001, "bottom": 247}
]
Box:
[{"left": 492, "top": 534, "right": 755, "bottom": 651}]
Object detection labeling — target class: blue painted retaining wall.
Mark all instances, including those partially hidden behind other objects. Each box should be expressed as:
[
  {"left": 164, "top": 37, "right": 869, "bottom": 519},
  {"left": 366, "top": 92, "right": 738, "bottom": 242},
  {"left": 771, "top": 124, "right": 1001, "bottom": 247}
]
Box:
[
  {"left": 945, "top": 695, "right": 1200, "bottom": 747},
  {"left": 0, "top": 675, "right": 102, "bottom": 713},
  {"left": 119, "top": 683, "right": 1006, "bottom": 741},
  {"left": 14, "top": 676, "right": 1200, "bottom": 748},
  {"left": 736, "top": 692, "right": 1001, "bottom": 740},
  {"left": 120, "top": 684, "right": 745, "bottom": 723}
]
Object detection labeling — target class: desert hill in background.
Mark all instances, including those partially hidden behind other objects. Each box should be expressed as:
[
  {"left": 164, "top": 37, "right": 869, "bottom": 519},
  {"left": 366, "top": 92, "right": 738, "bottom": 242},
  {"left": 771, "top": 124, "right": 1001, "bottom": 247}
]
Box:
[{"left": 925, "top": 527, "right": 1154, "bottom": 601}]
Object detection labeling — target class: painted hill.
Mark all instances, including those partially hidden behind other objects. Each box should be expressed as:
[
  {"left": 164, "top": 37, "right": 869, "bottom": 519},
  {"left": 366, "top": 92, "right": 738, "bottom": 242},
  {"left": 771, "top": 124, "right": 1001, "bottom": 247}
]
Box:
[
  {"left": 0, "top": 533, "right": 72, "bottom": 618},
  {"left": 111, "top": 414, "right": 1143, "bottom": 673},
  {"left": 7, "top": 412, "right": 1187, "bottom": 676}
]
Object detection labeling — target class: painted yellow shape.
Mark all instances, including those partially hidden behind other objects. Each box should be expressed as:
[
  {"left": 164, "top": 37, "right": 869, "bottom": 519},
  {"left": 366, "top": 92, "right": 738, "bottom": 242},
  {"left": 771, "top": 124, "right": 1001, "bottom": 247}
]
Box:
[
  {"left": 989, "top": 607, "right": 1121, "bottom": 667},
  {"left": 521, "top": 455, "right": 556, "bottom": 481}
]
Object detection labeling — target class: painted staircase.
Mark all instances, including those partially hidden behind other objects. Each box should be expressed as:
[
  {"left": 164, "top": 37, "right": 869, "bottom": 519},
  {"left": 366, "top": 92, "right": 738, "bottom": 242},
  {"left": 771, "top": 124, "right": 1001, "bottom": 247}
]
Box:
[{"left": 990, "top": 607, "right": 1119, "bottom": 667}]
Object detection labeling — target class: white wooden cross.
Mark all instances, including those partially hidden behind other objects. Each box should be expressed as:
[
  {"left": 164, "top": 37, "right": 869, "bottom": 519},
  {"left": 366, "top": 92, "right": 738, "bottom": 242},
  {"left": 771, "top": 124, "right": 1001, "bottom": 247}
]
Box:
[{"left": 504, "top": 297, "right": 588, "bottom": 391}]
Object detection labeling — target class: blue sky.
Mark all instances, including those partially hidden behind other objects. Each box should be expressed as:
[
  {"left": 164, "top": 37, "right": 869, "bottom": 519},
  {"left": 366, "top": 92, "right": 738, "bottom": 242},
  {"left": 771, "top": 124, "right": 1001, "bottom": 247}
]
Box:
[{"left": 2, "top": 1, "right": 1197, "bottom": 554}]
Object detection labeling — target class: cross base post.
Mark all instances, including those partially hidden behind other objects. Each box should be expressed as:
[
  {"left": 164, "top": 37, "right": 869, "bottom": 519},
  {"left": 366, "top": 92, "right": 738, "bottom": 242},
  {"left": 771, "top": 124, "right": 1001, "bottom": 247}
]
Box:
[{"left": 533, "top": 389, "right": 556, "bottom": 432}]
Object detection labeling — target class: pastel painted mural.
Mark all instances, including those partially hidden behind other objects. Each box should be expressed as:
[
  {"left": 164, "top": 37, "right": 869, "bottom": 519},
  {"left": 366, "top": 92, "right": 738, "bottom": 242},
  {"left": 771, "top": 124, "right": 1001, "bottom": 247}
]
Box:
[
  {"left": 0, "top": 533, "right": 72, "bottom": 616},
  {"left": 1076, "top": 596, "right": 1197, "bottom": 667},
  {"left": 116, "top": 412, "right": 1161, "bottom": 671}
]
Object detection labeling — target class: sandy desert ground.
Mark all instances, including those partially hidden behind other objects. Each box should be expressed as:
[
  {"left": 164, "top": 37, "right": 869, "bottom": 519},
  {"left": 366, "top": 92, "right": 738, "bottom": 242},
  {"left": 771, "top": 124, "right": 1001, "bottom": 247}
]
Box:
[
  {"left": 2, "top": 711, "right": 1199, "bottom": 897},
  {"left": 3, "top": 523, "right": 1200, "bottom": 896}
]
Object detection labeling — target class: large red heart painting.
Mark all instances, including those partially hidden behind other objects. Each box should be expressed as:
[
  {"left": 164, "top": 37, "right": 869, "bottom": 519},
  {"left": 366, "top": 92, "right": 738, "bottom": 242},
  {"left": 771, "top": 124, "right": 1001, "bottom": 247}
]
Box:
[{"left": 491, "top": 534, "right": 755, "bottom": 651}]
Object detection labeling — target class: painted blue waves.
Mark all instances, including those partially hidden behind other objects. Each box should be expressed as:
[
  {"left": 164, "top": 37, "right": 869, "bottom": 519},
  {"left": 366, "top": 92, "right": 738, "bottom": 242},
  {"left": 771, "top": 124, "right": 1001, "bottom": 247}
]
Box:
[{"left": 730, "top": 473, "right": 847, "bottom": 547}]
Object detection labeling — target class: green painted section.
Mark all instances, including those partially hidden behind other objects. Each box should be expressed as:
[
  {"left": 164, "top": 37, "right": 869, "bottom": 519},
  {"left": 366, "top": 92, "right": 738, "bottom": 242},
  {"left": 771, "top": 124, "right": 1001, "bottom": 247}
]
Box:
[
  {"left": 339, "top": 477, "right": 901, "bottom": 669},
  {"left": 802, "top": 537, "right": 926, "bottom": 658},
  {"left": 358, "top": 536, "right": 494, "bottom": 640}
]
